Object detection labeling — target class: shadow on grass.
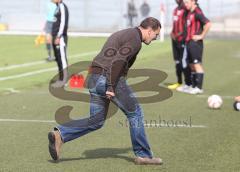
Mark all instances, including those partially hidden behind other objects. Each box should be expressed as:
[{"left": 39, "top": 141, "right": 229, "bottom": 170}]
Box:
[{"left": 48, "top": 147, "right": 133, "bottom": 163}]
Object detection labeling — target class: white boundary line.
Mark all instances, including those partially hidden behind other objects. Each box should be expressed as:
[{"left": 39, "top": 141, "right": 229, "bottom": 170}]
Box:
[
  {"left": 0, "top": 118, "right": 206, "bottom": 128},
  {"left": 0, "top": 51, "right": 98, "bottom": 71},
  {"left": 0, "top": 61, "right": 46, "bottom": 71},
  {"left": 196, "top": 95, "right": 234, "bottom": 100},
  {"left": 0, "top": 119, "right": 55, "bottom": 123},
  {"left": 0, "top": 67, "right": 57, "bottom": 81},
  {"left": 0, "top": 31, "right": 112, "bottom": 37},
  {"left": 144, "top": 124, "right": 207, "bottom": 128},
  {"left": 0, "top": 88, "right": 20, "bottom": 93},
  {"left": 0, "top": 51, "right": 98, "bottom": 82}
]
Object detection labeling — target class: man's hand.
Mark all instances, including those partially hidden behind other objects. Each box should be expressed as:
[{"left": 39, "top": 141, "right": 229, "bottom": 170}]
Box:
[
  {"left": 54, "top": 37, "right": 60, "bottom": 45},
  {"left": 106, "top": 91, "right": 115, "bottom": 99},
  {"left": 192, "top": 35, "right": 203, "bottom": 42}
]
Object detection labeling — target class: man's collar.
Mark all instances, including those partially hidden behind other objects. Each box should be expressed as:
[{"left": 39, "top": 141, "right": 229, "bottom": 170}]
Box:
[{"left": 135, "top": 27, "right": 143, "bottom": 42}]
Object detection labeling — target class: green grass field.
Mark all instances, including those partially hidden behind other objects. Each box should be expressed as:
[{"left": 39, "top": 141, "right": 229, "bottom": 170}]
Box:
[{"left": 0, "top": 35, "right": 240, "bottom": 172}]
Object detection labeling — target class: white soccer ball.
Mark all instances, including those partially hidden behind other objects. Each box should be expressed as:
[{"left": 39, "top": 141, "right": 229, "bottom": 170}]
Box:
[{"left": 207, "top": 95, "right": 223, "bottom": 109}]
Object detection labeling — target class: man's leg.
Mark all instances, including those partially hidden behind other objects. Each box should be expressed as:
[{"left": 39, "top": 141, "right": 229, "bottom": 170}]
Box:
[
  {"left": 175, "top": 42, "right": 183, "bottom": 85},
  {"left": 194, "top": 63, "right": 204, "bottom": 90},
  {"left": 176, "top": 43, "right": 193, "bottom": 93},
  {"left": 56, "top": 94, "right": 109, "bottom": 141},
  {"left": 182, "top": 44, "right": 192, "bottom": 86},
  {"left": 46, "top": 34, "right": 55, "bottom": 61},
  {"left": 48, "top": 74, "right": 110, "bottom": 160},
  {"left": 188, "top": 41, "right": 204, "bottom": 94},
  {"left": 111, "top": 77, "right": 162, "bottom": 165},
  {"left": 169, "top": 40, "right": 182, "bottom": 90}
]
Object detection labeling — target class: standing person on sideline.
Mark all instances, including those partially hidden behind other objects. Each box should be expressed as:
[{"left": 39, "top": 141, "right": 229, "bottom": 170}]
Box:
[
  {"left": 140, "top": 0, "right": 151, "bottom": 20},
  {"left": 184, "top": 0, "right": 211, "bottom": 94},
  {"left": 127, "top": 0, "right": 138, "bottom": 27},
  {"left": 168, "top": 0, "right": 192, "bottom": 92},
  {"left": 44, "top": 0, "right": 57, "bottom": 61},
  {"left": 51, "top": 0, "right": 69, "bottom": 88},
  {"left": 48, "top": 17, "right": 163, "bottom": 165}
]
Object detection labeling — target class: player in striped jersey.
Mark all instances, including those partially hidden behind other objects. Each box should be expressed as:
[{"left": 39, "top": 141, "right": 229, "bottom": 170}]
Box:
[
  {"left": 184, "top": 0, "right": 211, "bottom": 94},
  {"left": 169, "top": 0, "right": 192, "bottom": 92}
]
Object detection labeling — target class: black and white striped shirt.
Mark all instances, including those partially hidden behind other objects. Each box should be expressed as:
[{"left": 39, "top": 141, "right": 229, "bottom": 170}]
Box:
[{"left": 52, "top": 2, "right": 69, "bottom": 37}]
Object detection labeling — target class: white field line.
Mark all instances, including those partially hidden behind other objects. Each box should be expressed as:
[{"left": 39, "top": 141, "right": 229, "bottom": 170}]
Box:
[
  {"left": 0, "top": 67, "right": 57, "bottom": 81},
  {"left": 0, "top": 61, "right": 46, "bottom": 71},
  {"left": 0, "top": 31, "right": 112, "bottom": 37},
  {"left": 0, "top": 88, "right": 20, "bottom": 93},
  {"left": 0, "top": 118, "right": 206, "bottom": 128},
  {"left": 0, "top": 51, "right": 98, "bottom": 82},
  {"left": 0, "top": 51, "right": 98, "bottom": 71},
  {"left": 196, "top": 95, "right": 234, "bottom": 100},
  {"left": 144, "top": 123, "right": 207, "bottom": 128},
  {"left": 0, "top": 119, "right": 55, "bottom": 123}
]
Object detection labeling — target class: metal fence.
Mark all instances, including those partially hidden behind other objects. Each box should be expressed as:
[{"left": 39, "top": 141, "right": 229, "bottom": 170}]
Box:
[{"left": 0, "top": 0, "right": 240, "bottom": 35}]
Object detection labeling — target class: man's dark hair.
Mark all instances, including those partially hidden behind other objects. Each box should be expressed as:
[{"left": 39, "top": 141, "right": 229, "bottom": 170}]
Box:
[{"left": 140, "top": 17, "right": 161, "bottom": 31}]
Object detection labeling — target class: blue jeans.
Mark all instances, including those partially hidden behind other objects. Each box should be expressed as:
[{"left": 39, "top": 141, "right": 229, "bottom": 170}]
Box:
[{"left": 55, "top": 74, "right": 153, "bottom": 158}]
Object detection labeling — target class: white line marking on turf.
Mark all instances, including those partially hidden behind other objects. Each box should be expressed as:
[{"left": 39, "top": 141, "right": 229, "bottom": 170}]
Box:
[
  {"left": 0, "top": 61, "right": 46, "bottom": 71},
  {"left": 0, "top": 31, "right": 112, "bottom": 37},
  {"left": 0, "top": 67, "right": 57, "bottom": 81},
  {"left": 196, "top": 95, "right": 234, "bottom": 100},
  {"left": 0, "top": 119, "right": 206, "bottom": 128},
  {"left": 0, "top": 87, "right": 20, "bottom": 93},
  {"left": 0, "top": 51, "right": 98, "bottom": 71},
  {"left": 144, "top": 124, "right": 207, "bottom": 128},
  {"left": 0, "top": 119, "right": 55, "bottom": 123},
  {"left": 0, "top": 51, "right": 98, "bottom": 82}
]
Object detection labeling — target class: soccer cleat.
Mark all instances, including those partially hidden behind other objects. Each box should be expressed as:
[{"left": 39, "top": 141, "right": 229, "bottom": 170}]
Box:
[
  {"left": 189, "top": 87, "right": 203, "bottom": 95},
  {"left": 134, "top": 157, "right": 163, "bottom": 165},
  {"left": 176, "top": 85, "right": 191, "bottom": 93},
  {"left": 48, "top": 130, "right": 63, "bottom": 161},
  {"left": 167, "top": 83, "right": 181, "bottom": 90}
]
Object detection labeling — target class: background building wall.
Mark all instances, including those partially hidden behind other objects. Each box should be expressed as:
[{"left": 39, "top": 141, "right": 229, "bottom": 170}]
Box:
[{"left": 0, "top": 0, "right": 240, "bottom": 35}]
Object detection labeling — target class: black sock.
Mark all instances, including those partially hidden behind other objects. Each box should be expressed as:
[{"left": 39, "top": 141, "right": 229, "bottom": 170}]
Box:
[
  {"left": 46, "top": 43, "right": 52, "bottom": 57},
  {"left": 176, "top": 63, "right": 182, "bottom": 84},
  {"left": 191, "top": 72, "right": 196, "bottom": 88},
  {"left": 195, "top": 73, "right": 204, "bottom": 89},
  {"left": 183, "top": 66, "right": 192, "bottom": 86}
]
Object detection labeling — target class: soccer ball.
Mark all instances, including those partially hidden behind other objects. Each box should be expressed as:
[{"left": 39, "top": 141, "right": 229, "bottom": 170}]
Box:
[
  {"left": 207, "top": 95, "right": 223, "bottom": 109},
  {"left": 233, "top": 101, "right": 240, "bottom": 111}
]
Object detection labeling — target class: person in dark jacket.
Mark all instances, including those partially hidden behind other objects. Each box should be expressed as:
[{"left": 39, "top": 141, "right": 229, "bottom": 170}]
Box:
[{"left": 48, "top": 17, "right": 163, "bottom": 165}]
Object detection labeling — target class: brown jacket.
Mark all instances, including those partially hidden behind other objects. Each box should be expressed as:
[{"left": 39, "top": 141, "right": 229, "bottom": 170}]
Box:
[{"left": 91, "top": 27, "right": 143, "bottom": 92}]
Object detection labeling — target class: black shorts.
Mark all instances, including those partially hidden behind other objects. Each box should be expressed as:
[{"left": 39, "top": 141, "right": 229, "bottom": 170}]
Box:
[
  {"left": 172, "top": 39, "right": 189, "bottom": 68},
  {"left": 187, "top": 40, "right": 203, "bottom": 64},
  {"left": 172, "top": 39, "right": 185, "bottom": 61}
]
